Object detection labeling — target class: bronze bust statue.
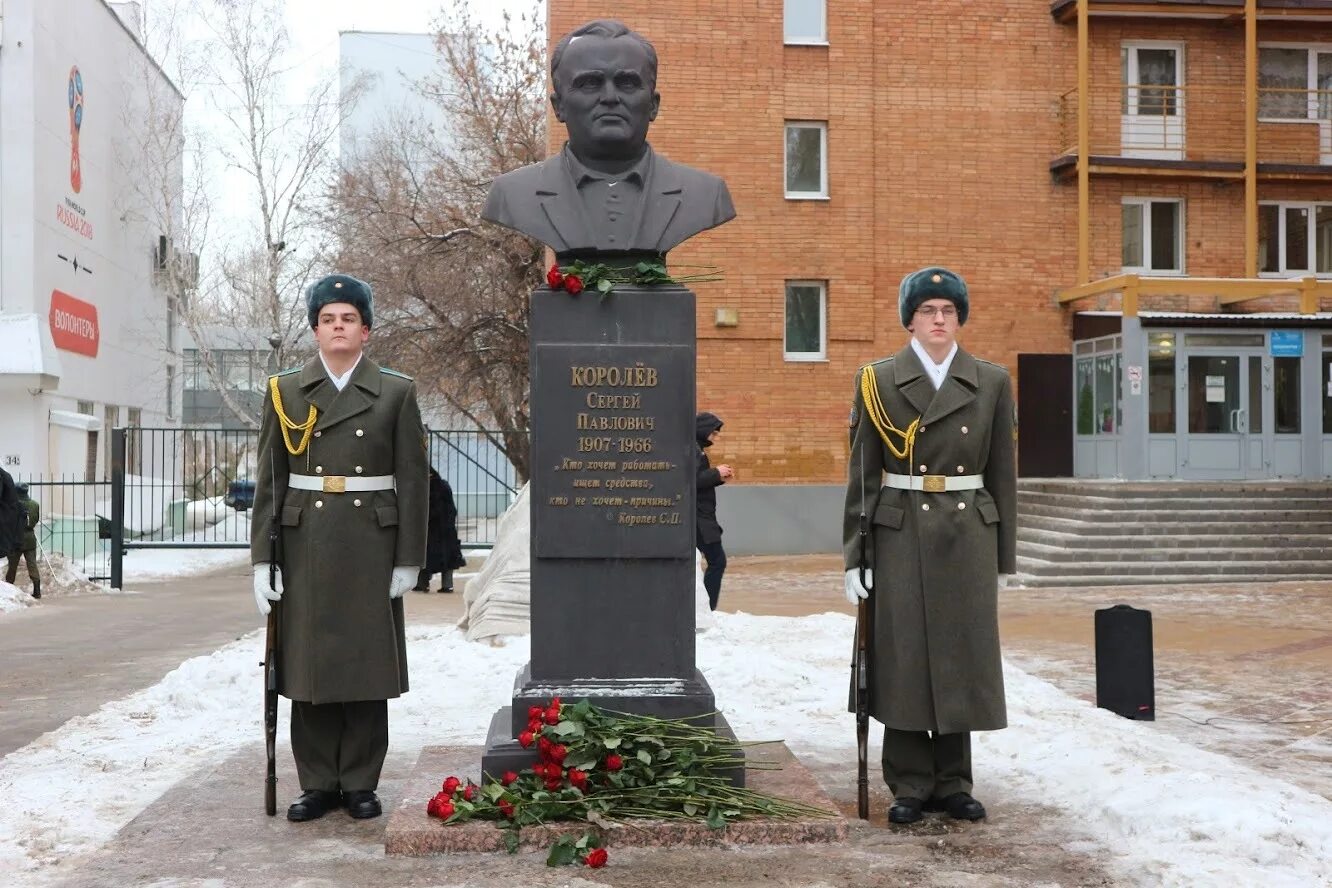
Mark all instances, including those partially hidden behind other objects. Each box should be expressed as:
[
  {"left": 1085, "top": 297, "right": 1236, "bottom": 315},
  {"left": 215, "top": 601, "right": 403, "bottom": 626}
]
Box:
[{"left": 482, "top": 20, "right": 736, "bottom": 261}]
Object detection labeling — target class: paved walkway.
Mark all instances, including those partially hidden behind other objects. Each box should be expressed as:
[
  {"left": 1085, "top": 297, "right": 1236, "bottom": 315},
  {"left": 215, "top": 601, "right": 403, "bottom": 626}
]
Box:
[{"left": 5, "top": 555, "right": 1329, "bottom": 886}]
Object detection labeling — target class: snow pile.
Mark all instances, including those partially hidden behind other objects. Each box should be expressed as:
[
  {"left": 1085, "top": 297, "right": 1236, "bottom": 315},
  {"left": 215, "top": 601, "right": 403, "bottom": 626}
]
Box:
[{"left": 0, "top": 580, "right": 34, "bottom": 612}]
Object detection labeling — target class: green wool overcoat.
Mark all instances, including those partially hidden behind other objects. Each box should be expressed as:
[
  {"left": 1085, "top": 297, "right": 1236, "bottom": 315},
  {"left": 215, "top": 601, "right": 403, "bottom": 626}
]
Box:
[
  {"left": 843, "top": 345, "right": 1016, "bottom": 735},
  {"left": 251, "top": 356, "right": 429, "bottom": 704}
]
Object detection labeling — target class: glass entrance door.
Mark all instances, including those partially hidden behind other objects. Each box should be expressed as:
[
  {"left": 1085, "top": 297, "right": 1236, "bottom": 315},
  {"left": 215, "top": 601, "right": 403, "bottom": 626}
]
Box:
[{"left": 1180, "top": 351, "right": 1270, "bottom": 479}]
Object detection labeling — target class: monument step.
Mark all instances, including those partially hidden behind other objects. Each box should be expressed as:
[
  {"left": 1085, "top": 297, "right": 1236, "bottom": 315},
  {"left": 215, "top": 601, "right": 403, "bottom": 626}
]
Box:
[
  {"left": 1017, "top": 540, "right": 1332, "bottom": 563},
  {"left": 1017, "top": 514, "right": 1332, "bottom": 536},
  {"left": 1015, "top": 555, "right": 1332, "bottom": 577}
]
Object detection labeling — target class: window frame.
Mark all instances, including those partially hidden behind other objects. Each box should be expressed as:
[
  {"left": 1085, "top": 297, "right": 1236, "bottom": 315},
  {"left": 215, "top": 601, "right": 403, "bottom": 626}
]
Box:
[
  {"left": 1120, "top": 41, "right": 1184, "bottom": 117},
  {"left": 783, "top": 0, "right": 827, "bottom": 46},
  {"left": 1121, "top": 197, "right": 1186, "bottom": 275},
  {"left": 1258, "top": 199, "right": 1332, "bottom": 276},
  {"left": 783, "top": 279, "right": 827, "bottom": 362},
  {"left": 1257, "top": 43, "right": 1332, "bottom": 121},
  {"left": 783, "top": 121, "right": 828, "bottom": 200}
]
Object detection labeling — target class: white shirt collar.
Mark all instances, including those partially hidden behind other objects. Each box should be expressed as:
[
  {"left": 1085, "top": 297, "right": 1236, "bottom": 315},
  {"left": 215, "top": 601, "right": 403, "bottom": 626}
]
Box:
[
  {"left": 319, "top": 351, "right": 363, "bottom": 391},
  {"left": 910, "top": 338, "right": 958, "bottom": 391}
]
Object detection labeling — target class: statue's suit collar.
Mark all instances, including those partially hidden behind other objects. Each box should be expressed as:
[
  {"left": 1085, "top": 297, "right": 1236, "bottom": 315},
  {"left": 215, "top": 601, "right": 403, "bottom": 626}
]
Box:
[{"left": 536, "top": 146, "right": 680, "bottom": 254}]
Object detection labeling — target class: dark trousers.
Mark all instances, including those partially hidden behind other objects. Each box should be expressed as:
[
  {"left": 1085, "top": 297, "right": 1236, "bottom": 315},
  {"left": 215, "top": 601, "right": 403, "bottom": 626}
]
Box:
[
  {"left": 5, "top": 549, "right": 37, "bottom": 584},
  {"left": 881, "top": 727, "right": 972, "bottom": 801},
  {"left": 291, "top": 699, "right": 389, "bottom": 793},
  {"left": 697, "top": 540, "right": 726, "bottom": 610},
  {"left": 415, "top": 568, "right": 455, "bottom": 591}
]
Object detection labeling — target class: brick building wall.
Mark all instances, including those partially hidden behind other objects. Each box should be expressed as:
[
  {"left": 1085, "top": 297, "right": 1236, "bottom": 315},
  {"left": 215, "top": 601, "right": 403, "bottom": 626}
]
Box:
[{"left": 548, "top": 2, "right": 1332, "bottom": 483}]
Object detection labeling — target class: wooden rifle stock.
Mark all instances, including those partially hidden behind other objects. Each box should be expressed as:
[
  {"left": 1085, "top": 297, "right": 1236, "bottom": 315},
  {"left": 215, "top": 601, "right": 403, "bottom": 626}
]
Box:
[
  {"left": 263, "top": 447, "right": 281, "bottom": 816},
  {"left": 854, "top": 579, "right": 870, "bottom": 820}
]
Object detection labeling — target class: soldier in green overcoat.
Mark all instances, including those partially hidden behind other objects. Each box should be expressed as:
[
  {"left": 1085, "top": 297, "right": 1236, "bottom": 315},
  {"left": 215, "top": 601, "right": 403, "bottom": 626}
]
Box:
[
  {"left": 843, "top": 267, "right": 1016, "bottom": 825},
  {"left": 250, "top": 274, "right": 428, "bottom": 822}
]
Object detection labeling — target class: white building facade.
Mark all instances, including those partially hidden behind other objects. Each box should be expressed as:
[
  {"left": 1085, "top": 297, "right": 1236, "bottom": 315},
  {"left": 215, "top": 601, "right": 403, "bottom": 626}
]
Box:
[{"left": 0, "top": 0, "right": 183, "bottom": 480}]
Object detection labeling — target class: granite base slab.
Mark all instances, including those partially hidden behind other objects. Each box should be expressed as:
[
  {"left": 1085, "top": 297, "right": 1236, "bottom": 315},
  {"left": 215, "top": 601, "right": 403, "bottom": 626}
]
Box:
[{"left": 385, "top": 742, "right": 846, "bottom": 855}]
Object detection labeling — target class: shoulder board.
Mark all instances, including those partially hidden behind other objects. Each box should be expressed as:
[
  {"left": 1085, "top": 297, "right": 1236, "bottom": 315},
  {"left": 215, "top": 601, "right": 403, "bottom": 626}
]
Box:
[
  {"left": 976, "top": 357, "right": 1009, "bottom": 371},
  {"left": 380, "top": 367, "right": 414, "bottom": 381},
  {"left": 270, "top": 368, "right": 300, "bottom": 379},
  {"left": 859, "top": 356, "right": 893, "bottom": 373}
]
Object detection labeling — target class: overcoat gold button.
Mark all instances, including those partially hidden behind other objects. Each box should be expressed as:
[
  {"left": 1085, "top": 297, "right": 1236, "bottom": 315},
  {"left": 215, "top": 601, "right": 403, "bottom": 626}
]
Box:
[
  {"left": 316, "top": 466, "right": 323, "bottom": 473},
  {"left": 356, "top": 429, "right": 365, "bottom": 437},
  {"left": 353, "top": 498, "right": 362, "bottom": 507},
  {"left": 315, "top": 500, "right": 323, "bottom": 508},
  {"left": 922, "top": 503, "right": 931, "bottom": 511},
  {"left": 919, "top": 464, "right": 928, "bottom": 472},
  {"left": 355, "top": 466, "right": 363, "bottom": 473},
  {"left": 960, "top": 426, "right": 968, "bottom": 434},
  {"left": 957, "top": 465, "right": 965, "bottom": 473},
  {"left": 958, "top": 502, "right": 967, "bottom": 510},
  {"left": 314, "top": 431, "right": 322, "bottom": 438}
]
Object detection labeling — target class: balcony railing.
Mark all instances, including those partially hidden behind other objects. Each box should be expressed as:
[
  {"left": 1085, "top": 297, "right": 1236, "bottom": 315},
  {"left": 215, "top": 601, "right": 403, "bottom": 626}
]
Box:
[{"left": 1057, "top": 84, "right": 1332, "bottom": 167}]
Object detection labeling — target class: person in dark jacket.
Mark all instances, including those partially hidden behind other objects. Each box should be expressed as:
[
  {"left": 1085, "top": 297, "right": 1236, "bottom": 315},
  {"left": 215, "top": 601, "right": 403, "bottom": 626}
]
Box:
[
  {"left": 695, "top": 412, "right": 733, "bottom": 610},
  {"left": 5, "top": 483, "right": 41, "bottom": 599},
  {"left": 415, "top": 468, "right": 467, "bottom": 592},
  {"left": 0, "top": 467, "right": 20, "bottom": 562}
]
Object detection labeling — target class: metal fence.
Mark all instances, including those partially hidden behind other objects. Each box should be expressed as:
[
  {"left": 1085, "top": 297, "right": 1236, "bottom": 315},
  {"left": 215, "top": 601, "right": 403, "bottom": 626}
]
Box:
[
  {"left": 5, "top": 477, "right": 112, "bottom": 586},
  {"left": 101, "top": 426, "right": 526, "bottom": 588}
]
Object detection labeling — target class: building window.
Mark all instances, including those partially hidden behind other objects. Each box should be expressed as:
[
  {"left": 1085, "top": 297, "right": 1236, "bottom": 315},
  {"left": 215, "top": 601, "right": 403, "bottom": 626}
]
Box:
[
  {"left": 1258, "top": 46, "right": 1332, "bottom": 119},
  {"left": 784, "top": 0, "right": 826, "bottom": 44},
  {"left": 784, "top": 122, "right": 827, "bottom": 199},
  {"left": 1275, "top": 356, "right": 1301, "bottom": 434},
  {"left": 1075, "top": 335, "right": 1122, "bottom": 436},
  {"left": 1148, "top": 332, "right": 1176, "bottom": 433},
  {"left": 77, "top": 400, "right": 95, "bottom": 415},
  {"left": 1258, "top": 201, "right": 1332, "bottom": 275},
  {"left": 1122, "top": 198, "right": 1183, "bottom": 273},
  {"left": 784, "top": 281, "right": 826, "bottom": 361},
  {"left": 1323, "top": 349, "right": 1332, "bottom": 434},
  {"left": 166, "top": 365, "right": 176, "bottom": 420}
]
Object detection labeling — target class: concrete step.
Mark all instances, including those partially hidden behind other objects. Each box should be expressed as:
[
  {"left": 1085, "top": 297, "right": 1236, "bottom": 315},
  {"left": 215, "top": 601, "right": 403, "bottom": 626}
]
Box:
[
  {"left": 1017, "top": 529, "right": 1332, "bottom": 550},
  {"left": 1017, "top": 491, "right": 1332, "bottom": 511},
  {"left": 1019, "top": 514, "right": 1332, "bottom": 536},
  {"left": 1017, "top": 503, "right": 1332, "bottom": 524},
  {"left": 1011, "top": 572, "right": 1332, "bottom": 588},
  {"left": 1017, "top": 480, "right": 1332, "bottom": 498},
  {"left": 1017, "top": 540, "right": 1332, "bottom": 563},
  {"left": 1015, "top": 555, "right": 1332, "bottom": 577}
]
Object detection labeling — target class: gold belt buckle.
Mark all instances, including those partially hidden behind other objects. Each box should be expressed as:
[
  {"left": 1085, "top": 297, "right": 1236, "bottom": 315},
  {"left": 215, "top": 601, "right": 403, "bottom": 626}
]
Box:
[
  {"left": 922, "top": 474, "right": 946, "bottom": 493},
  {"left": 322, "top": 475, "right": 347, "bottom": 494}
]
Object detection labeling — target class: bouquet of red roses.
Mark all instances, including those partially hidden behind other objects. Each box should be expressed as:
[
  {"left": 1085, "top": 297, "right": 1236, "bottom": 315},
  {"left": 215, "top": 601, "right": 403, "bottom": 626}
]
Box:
[
  {"left": 546, "top": 261, "right": 722, "bottom": 299},
  {"left": 426, "top": 697, "right": 827, "bottom": 868}
]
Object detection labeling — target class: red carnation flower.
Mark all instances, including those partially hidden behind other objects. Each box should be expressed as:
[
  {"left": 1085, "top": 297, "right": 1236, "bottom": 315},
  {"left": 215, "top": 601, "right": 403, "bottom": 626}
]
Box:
[
  {"left": 544, "top": 707, "right": 560, "bottom": 725},
  {"left": 568, "top": 767, "right": 588, "bottom": 789},
  {"left": 605, "top": 754, "right": 623, "bottom": 771},
  {"left": 462, "top": 784, "right": 476, "bottom": 801},
  {"left": 564, "top": 275, "right": 584, "bottom": 296},
  {"left": 544, "top": 776, "right": 563, "bottom": 791},
  {"left": 549, "top": 696, "right": 562, "bottom": 707},
  {"left": 528, "top": 718, "right": 543, "bottom": 734},
  {"left": 501, "top": 770, "right": 519, "bottom": 786},
  {"left": 437, "top": 800, "right": 455, "bottom": 819},
  {"left": 498, "top": 799, "right": 515, "bottom": 819},
  {"left": 441, "top": 776, "right": 461, "bottom": 794},
  {"left": 584, "top": 847, "right": 609, "bottom": 868},
  {"left": 551, "top": 744, "right": 568, "bottom": 764},
  {"left": 528, "top": 705, "right": 544, "bottom": 720},
  {"left": 518, "top": 730, "right": 535, "bottom": 748},
  {"left": 546, "top": 265, "right": 564, "bottom": 289},
  {"left": 538, "top": 735, "right": 553, "bottom": 753}
]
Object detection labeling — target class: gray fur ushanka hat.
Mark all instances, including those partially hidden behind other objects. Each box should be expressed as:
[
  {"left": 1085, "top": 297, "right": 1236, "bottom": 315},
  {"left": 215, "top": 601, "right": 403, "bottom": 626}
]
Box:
[{"left": 306, "top": 274, "right": 374, "bottom": 328}]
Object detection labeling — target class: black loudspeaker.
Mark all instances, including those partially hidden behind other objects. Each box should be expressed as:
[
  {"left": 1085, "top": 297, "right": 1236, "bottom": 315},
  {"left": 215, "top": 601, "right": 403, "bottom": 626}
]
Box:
[{"left": 1094, "top": 604, "right": 1154, "bottom": 721}]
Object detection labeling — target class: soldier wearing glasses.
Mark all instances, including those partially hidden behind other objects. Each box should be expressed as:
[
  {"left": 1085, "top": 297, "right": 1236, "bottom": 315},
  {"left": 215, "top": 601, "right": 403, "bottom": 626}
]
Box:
[{"left": 843, "top": 266, "right": 1016, "bottom": 825}]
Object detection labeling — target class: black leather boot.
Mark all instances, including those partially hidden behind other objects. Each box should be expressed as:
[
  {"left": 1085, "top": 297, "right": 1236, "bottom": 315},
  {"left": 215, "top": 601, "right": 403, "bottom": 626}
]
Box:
[
  {"left": 344, "top": 790, "right": 382, "bottom": 819},
  {"left": 287, "top": 789, "right": 342, "bottom": 822},
  {"left": 31, "top": 578, "right": 40, "bottom": 599},
  {"left": 888, "top": 796, "right": 925, "bottom": 824}
]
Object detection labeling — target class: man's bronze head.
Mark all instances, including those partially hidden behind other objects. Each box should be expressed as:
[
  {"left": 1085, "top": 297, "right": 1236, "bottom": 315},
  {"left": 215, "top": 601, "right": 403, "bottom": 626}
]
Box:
[{"left": 550, "top": 20, "right": 661, "bottom": 167}]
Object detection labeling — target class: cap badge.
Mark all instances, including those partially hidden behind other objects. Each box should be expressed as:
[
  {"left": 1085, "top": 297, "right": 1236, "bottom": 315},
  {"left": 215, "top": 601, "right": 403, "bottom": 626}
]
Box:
[{"left": 931, "top": 273, "right": 942, "bottom": 283}]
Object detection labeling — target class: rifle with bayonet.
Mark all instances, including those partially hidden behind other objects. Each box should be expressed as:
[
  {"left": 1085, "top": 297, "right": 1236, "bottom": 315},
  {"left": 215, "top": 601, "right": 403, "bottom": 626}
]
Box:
[
  {"left": 853, "top": 444, "right": 871, "bottom": 821},
  {"left": 263, "top": 450, "right": 281, "bottom": 816}
]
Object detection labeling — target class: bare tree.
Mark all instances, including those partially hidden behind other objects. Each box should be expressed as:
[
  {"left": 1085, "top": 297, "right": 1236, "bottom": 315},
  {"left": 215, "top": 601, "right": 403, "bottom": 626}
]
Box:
[{"left": 329, "top": 0, "right": 547, "bottom": 481}]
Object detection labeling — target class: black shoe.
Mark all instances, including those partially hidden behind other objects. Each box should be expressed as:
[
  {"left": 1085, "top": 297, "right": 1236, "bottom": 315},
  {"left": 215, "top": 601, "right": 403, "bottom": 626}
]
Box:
[
  {"left": 344, "top": 789, "right": 382, "bottom": 819},
  {"left": 888, "top": 796, "right": 925, "bottom": 824},
  {"left": 936, "top": 791, "right": 986, "bottom": 821},
  {"left": 31, "top": 580, "right": 41, "bottom": 600},
  {"left": 412, "top": 585, "right": 429, "bottom": 592},
  {"left": 443, "top": 585, "right": 454, "bottom": 593},
  {"left": 287, "top": 789, "right": 342, "bottom": 822}
]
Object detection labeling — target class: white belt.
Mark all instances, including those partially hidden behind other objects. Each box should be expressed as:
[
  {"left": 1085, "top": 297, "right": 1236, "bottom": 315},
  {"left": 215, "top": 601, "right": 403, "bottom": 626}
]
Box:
[
  {"left": 884, "top": 473, "right": 984, "bottom": 493},
  {"left": 288, "top": 473, "right": 395, "bottom": 493}
]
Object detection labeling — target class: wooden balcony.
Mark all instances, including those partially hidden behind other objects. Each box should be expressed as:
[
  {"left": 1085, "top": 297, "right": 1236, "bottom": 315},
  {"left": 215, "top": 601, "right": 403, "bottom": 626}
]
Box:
[
  {"left": 1051, "top": 0, "right": 1332, "bottom": 25},
  {"left": 1055, "top": 273, "right": 1332, "bottom": 316},
  {"left": 1053, "top": 84, "right": 1332, "bottom": 181}
]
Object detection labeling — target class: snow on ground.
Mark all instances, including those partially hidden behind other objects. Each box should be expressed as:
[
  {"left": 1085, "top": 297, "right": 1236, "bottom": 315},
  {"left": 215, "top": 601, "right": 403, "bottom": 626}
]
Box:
[
  {"left": 0, "top": 581, "right": 34, "bottom": 613},
  {"left": 0, "top": 613, "right": 1329, "bottom": 887},
  {"left": 85, "top": 510, "right": 254, "bottom": 584}
]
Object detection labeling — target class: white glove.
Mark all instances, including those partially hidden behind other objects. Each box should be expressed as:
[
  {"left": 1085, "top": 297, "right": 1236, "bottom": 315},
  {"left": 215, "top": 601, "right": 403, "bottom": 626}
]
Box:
[
  {"left": 844, "top": 568, "right": 871, "bottom": 605},
  {"left": 253, "top": 563, "right": 282, "bottom": 616},
  {"left": 389, "top": 566, "right": 418, "bottom": 600}
]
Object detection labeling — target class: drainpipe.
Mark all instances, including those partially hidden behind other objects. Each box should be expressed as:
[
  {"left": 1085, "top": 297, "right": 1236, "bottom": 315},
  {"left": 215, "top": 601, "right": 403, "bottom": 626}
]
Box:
[{"left": 1244, "top": 0, "right": 1257, "bottom": 279}]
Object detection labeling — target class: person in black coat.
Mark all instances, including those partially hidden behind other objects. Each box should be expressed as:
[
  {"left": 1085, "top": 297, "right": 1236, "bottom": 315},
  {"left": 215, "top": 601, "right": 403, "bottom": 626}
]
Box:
[
  {"left": 695, "top": 412, "right": 734, "bottom": 610},
  {"left": 415, "top": 468, "right": 466, "bottom": 592},
  {"left": 0, "top": 467, "right": 20, "bottom": 562}
]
